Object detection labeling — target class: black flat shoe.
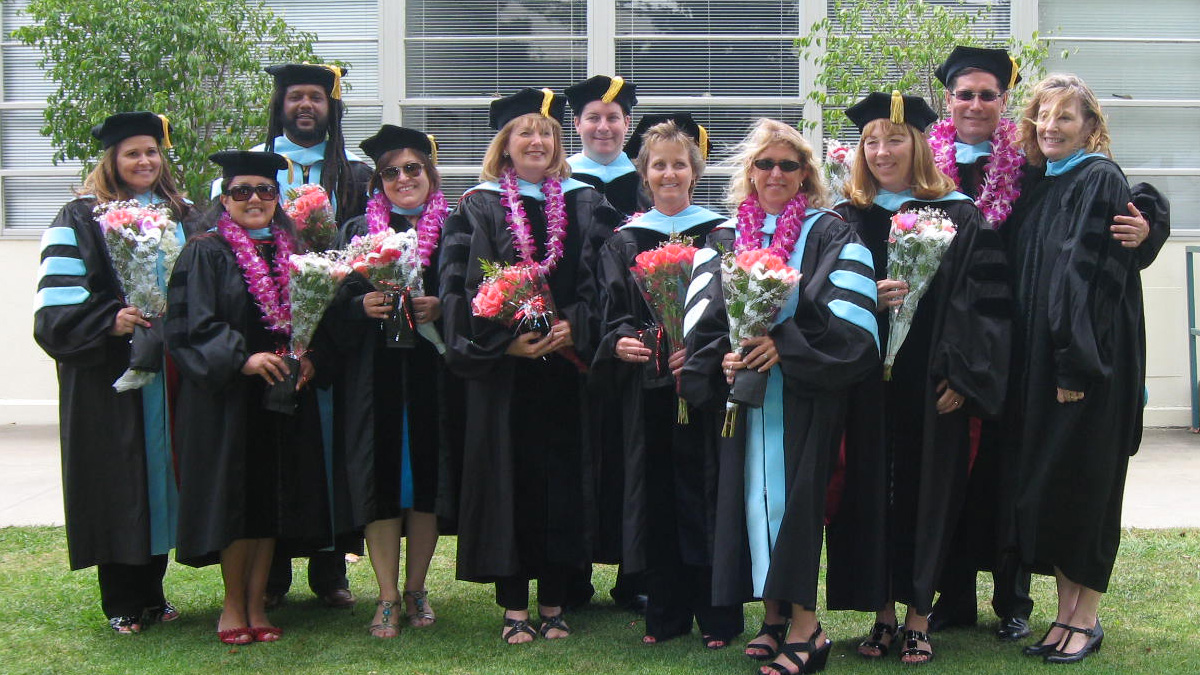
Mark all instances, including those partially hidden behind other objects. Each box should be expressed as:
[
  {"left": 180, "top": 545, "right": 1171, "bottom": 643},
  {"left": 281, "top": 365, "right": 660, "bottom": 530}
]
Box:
[
  {"left": 1045, "top": 620, "right": 1103, "bottom": 664},
  {"left": 1023, "top": 621, "right": 1071, "bottom": 657},
  {"left": 996, "top": 615, "right": 1031, "bottom": 642}
]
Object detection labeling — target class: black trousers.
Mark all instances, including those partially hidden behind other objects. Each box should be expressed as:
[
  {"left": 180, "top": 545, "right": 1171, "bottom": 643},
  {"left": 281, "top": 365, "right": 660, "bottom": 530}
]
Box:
[
  {"left": 495, "top": 567, "right": 570, "bottom": 612},
  {"left": 96, "top": 555, "right": 168, "bottom": 619},
  {"left": 266, "top": 550, "right": 348, "bottom": 596},
  {"left": 936, "top": 551, "right": 1033, "bottom": 620}
]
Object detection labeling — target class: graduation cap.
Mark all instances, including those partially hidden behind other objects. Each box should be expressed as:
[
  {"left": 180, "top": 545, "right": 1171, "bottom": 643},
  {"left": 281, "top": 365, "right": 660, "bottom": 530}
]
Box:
[
  {"left": 488, "top": 88, "right": 566, "bottom": 130},
  {"left": 565, "top": 75, "right": 639, "bottom": 116},
  {"left": 844, "top": 91, "right": 939, "bottom": 133},
  {"left": 623, "top": 113, "right": 712, "bottom": 161},
  {"left": 209, "top": 150, "right": 289, "bottom": 181},
  {"left": 265, "top": 63, "right": 346, "bottom": 100},
  {"left": 91, "top": 111, "right": 173, "bottom": 150},
  {"left": 935, "top": 46, "right": 1022, "bottom": 91},
  {"left": 360, "top": 125, "right": 439, "bottom": 165}
]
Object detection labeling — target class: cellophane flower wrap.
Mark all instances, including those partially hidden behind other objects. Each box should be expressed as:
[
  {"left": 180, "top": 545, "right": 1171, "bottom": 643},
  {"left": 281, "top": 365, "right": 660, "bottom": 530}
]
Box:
[
  {"left": 284, "top": 183, "right": 338, "bottom": 252},
  {"left": 345, "top": 228, "right": 445, "bottom": 352},
  {"left": 823, "top": 139, "right": 853, "bottom": 197},
  {"left": 288, "top": 252, "right": 349, "bottom": 357},
  {"left": 471, "top": 260, "right": 558, "bottom": 336},
  {"left": 719, "top": 248, "right": 802, "bottom": 437},
  {"left": 883, "top": 206, "right": 957, "bottom": 380},
  {"left": 94, "top": 200, "right": 182, "bottom": 391},
  {"left": 629, "top": 236, "right": 699, "bottom": 423}
]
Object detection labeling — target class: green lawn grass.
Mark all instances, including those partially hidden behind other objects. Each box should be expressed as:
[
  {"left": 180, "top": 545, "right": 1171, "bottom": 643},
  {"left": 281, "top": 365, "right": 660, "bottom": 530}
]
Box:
[{"left": 1, "top": 527, "right": 1197, "bottom": 674}]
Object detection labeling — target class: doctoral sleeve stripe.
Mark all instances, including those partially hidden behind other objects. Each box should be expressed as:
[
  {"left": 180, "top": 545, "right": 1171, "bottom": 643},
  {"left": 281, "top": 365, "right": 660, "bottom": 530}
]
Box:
[
  {"left": 34, "top": 286, "right": 90, "bottom": 311},
  {"left": 829, "top": 269, "right": 877, "bottom": 305},
  {"left": 682, "top": 297, "right": 710, "bottom": 338},
  {"left": 38, "top": 256, "right": 86, "bottom": 280},
  {"left": 685, "top": 271, "right": 714, "bottom": 306},
  {"left": 39, "top": 226, "right": 78, "bottom": 251},
  {"left": 838, "top": 242, "right": 873, "bottom": 269},
  {"left": 829, "top": 298, "right": 879, "bottom": 353}
]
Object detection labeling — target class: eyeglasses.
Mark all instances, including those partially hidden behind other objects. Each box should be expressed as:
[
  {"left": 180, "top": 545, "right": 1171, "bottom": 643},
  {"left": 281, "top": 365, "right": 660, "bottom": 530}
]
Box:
[
  {"left": 753, "top": 158, "right": 803, "bottom": 172},
  {"left": 226, "top": 184, "right": 279, "bottom": 201},
  {"left": 380, "top": 162, "right": 425, "bottom": 181},
  {"left": 953, "top": 89, "right": 1002, "bottom": 102}
]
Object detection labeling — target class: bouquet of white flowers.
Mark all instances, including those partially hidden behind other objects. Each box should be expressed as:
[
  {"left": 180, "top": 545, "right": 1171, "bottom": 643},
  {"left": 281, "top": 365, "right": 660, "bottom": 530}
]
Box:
[{"left": 884, "top": 206, "right": 958, "bottom": 380}]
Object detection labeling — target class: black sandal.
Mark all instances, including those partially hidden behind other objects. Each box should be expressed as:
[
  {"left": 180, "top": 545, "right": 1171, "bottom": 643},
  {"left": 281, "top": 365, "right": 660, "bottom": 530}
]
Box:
[
  {"left": 701, "top": 633, "right": 729, "bottom": 650},
  {"left": 900, "top": 628, "right": 934, "bottom": 665},
  {"left": 502, "top": 616, "right": 537, "bottom": 644},
  {"left": 857, "top": 621, "right": 898, "bottom": 658},
  {"left": 539, "top": 613, "right": 571, "bottom": 638},
  {"left": 108, "top": 616, "right": 141, "bottom": 635},
  {"left": 761, "top": 623, "right": 832, "bottom": 675},
  {"left": 746, "top": 621, "right": 788, "bottom": 660}
]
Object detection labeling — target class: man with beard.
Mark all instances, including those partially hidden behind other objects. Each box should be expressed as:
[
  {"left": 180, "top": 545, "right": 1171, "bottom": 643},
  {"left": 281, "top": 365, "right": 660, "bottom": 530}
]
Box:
[{"left": 241, "top": 63, "right": 373, "bottom": 611}]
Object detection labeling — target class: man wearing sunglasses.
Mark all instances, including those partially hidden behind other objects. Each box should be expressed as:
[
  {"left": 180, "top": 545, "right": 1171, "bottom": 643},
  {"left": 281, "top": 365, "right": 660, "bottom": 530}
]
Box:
[{"left": 927, "top": 45, "right": 1170, "bottom": 644}]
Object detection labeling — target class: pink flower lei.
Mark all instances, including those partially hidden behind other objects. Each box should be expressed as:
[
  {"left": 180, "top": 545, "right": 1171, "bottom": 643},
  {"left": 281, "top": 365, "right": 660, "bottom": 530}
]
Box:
[
  {"left": 500, "top": 167, "right": 568, "bottom": 274},
  {"left": 217, "top": 211, "right": 293, "bottom": 335},
  {"left": 734, "top": 191, "right": 809, "bottom": 259},
  {"left": 930, "top": 117, "right": 1025, "bottom": 228},
  {"left": 365, "top": 190, "right": 449, "bottom": 269}
]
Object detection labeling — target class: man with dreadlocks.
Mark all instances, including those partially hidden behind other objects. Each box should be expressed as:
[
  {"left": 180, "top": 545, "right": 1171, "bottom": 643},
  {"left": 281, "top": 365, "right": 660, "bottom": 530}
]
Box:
[{"left": 249, "top": 62, "right": 373, "bottom": 611}]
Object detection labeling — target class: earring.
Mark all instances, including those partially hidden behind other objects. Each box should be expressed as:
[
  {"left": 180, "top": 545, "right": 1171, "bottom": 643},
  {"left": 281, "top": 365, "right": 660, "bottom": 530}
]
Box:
[{"left": 503, "top": 151, "right": 510, "bottom": 158}]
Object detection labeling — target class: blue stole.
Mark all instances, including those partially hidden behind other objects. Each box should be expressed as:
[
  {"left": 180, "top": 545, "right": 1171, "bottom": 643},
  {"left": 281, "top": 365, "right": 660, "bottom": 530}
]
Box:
[
  {"left": 469, "top": 177, "right": 591, "bottom": 200},
  {"left": 725, "top": 208, "right": 824, "bottom": 596},
  {"left": 619, "top": 205, "right": 723, "bottom": 234},
  {"left": 1045, "top": 149, "right": 1107, "bottom": 177},
  {"left": 955, "top": 139, "right": 993, "bottom": 165},
  {"left": 873, "top": 188, "right": 972, "bottom": 212},
  {"left": 567, "top": 152, "right": 637, "bottom": 184}
]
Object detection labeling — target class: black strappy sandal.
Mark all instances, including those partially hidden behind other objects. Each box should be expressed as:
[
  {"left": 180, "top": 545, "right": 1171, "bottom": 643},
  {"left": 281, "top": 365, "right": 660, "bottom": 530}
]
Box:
[
  {"left": 761, "top": 623, "right": 832, "bottom": 674},
  {"left": 746, "top": 621, "right": 789, "bottom": 660},
  {"left": 502, "top": 616, "right": 537, "bottom": 644},
  {"left": 857, "top": 621, "right": 898, "bottom": 658},
  {"left": 900, "top": 628, "right": 934, "bottom": 665},
  {"left": 538, "top": 613, "right": 571, "bottom": 639}
]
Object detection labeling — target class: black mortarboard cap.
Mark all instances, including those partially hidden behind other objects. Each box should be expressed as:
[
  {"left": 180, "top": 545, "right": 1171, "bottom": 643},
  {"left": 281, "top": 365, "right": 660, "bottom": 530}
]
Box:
[
  {"left": 488, "top": 88, "right": 566, "bottom": 130},
  {"left": 360, "top": 125, "right": 439, "bottom": 165},
  {"left": 623, "top": 113, "right": 712, "bottom": 160},
  {"left": 844, "top": 91, "right": 939, "bottom": 133},
  {"left": 265, "top": 63, "right": 346, "bottom": 99},
  {"left": 209, "top": 150, "right": 289, "bottom": 181},
  {"left": 565, "top": 75, "right": 639, "bottom": 116},
  {"left": 91, "top": 111, "right": 172, "bottom": 150},
  {"left": 935, "top": 46, "right": 1022, "bottom": 91}
]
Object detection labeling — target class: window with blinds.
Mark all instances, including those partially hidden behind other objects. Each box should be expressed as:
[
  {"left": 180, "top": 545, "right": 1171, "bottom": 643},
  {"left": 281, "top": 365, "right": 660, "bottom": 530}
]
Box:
[{"left": 1040, "top": 0, "right": 1200, "bottom": 226}]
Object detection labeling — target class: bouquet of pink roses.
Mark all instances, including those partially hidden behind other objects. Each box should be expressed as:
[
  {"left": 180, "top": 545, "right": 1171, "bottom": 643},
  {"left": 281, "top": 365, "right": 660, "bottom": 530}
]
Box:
[
  {"left": 471, "top": 260, "right": 558, "bottom": 337},
  {"left": 883, "top": 206, "right": 957, "bottom": 380},
  {"left": 284, "top": 183, "right": 338, "bottom": 251},
  {"left": 823, "top": 139, "right": 853, "bottom": 196},
  {"left": 344, "top": 228, "right": 444, "bottom": 351},
  {"left": 94, "top": 200, "right": 182, "bottom": 391},
  {"left": 629, "top": 237, "right": 700, "bottom": 423},
  {"left": 719, "top": 248, "right": 803, "bottom": 437}
]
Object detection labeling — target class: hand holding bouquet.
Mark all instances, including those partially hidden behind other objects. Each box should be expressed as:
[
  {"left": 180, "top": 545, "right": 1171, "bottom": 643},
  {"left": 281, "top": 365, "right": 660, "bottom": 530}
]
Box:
[
  {"left": 883, "top": 207, "right": 957, "bottom": 380},
  {"left": 284, "top": 184, "right": 338, "bottom": 252},
  {"left": 719, "top": 248, "right": 803, "bottom": 437},
  {"left": 345, "top": 229, "right": 444, "bottom": 351},
  {"left": 94, "top": 200, "right": 182, "bottom": 391},
  {"left": 629, "top": 237, "right": 699, "bottom": 423}
]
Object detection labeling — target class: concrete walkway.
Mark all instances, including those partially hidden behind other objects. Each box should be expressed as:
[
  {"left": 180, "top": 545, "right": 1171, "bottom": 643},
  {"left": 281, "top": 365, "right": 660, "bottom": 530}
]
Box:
[{"left": 1, "top": 422, "right": 1197, "bottom": 528}]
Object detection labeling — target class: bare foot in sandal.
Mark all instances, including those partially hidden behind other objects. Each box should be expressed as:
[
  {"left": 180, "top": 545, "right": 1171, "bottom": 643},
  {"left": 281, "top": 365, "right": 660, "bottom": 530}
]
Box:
[{"left": 502, "top": 610, "right": 536, "bottom": 645}]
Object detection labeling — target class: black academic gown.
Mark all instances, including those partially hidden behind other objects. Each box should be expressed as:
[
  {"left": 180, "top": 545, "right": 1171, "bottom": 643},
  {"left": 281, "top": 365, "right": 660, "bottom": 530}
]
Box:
[
  {"left": 592, "top": 210, "right": 725, "bottom": 575},
  {"left": 325, "top": 212, "right": 464, "bottom": 530},
  {"left": 570, "top": 167, "right": 651, "bottom": 218},
  {"left": 1002, "top": 157, "right": 1143, "bottom": 593},
  {"left": 34, "top": 198, "right": 167, "bottom": 570},
  {"left": 835, "top": 196, "right": 1011, "bottom": 615},
  {"left": 680, "top": 213, "right": 883, "bottom": 610},
  {"left": 166, "top": 233, "right": 332, "bottom": 567},
  {"left": 438, "top": 184, "right": 620, "bottom": 583}
]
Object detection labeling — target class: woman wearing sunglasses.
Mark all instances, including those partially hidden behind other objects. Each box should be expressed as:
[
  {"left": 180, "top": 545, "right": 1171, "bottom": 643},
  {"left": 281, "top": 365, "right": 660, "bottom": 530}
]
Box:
[
  {"left": 328, "top": 125, "right": 460, "bottom": 637},
  {"left": 167, "top": 151, "right": 334, "bottom": 645},
  {"left": 34, "top": 111, "right": 199, "bottom": 635},
  {"left": 681, "top": 118, "right": 881, "bottom": 675},
  {"left": 834, "top": 93, "right": 1011, "bottom": 666},
  {"left": 439, "top": 89, "right": 620, "bottom": 644}
]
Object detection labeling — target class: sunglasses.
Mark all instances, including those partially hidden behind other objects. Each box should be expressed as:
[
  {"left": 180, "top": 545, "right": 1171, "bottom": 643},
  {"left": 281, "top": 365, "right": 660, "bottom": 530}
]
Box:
[
  {"left": 226, "top": 184, "right": 279, "bottom": 201},
  {"left": 753, "top": 158, "right": 803, "bottom": 172},
  {"left": 380, "top": 162, "right": 425, "bottom": 181},
  {"left": 953, "top": 89, "right": 1002, "bottom": 102}
]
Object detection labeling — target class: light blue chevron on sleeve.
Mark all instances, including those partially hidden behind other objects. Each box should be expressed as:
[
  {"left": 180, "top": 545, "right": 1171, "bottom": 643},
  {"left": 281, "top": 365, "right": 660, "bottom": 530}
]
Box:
[
  {"left": 34, "top": 286, "right": 90, "bottom": 311},
  {"left": 838, "top": 242, "right": 873, "bottom": 270},
  {"left": 829, "top": 298, "right": 879, "bottom": 353},
  {"left": 829, "top": 269, "right": 876, "bottom": 304},
  {"left": 685, "top": 271, "right": 713, "bottom": 306},
  {"left": 39, "top": 226, "right": 77, "bottom": 251},
  {"left": 692, "top": 247, "right": 718, "bottom": 269},
  {"left": 38, "top": 256, "right": 86, "bottom": 279},
  {"left": 682, "top": 297, "right": 710, "bottom": 338}
]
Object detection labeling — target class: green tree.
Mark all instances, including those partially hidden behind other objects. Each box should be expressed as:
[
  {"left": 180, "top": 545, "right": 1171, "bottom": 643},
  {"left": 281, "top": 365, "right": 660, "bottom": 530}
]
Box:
[
  {"left": 797, "top": 0, "right": 1051, "bottom": 139},
  {"left": 12, "top": 0, "right": 335, "bottom": 206}
]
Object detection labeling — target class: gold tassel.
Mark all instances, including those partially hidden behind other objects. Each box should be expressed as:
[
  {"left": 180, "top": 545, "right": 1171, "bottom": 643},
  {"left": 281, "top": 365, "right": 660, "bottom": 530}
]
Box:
[
  {"left": 326, "top": 65, "right": 344, "bottom": 100},
  {"left": 157, "top": 114, "right": 172, "bottom": 149},
  {"left": 890, "top": 90, "right": 904, "bottom": 125},
  {"left": 427, "top": 134, "right": 438, "bottom": 165},
  {"left": 697, "top": 124, "right": 709, "bottom": 160},
  {"left": 285, "top": 157, "right": 295, "bottom": 185},
  {"left": 1008, "top": 56, "right": 1020, "bottom": 90},
  {"left": 539, "top": 88, "right": 555, "bottom": 118},
  {"left": 600, "top": 76, "right": 625, "bottom": 103}
]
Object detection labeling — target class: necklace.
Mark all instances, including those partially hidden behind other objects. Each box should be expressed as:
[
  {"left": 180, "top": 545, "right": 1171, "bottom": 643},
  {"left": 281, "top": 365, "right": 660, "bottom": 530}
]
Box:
[{"left": 217, "top": 211, "right": 293, "bottom": 335}]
